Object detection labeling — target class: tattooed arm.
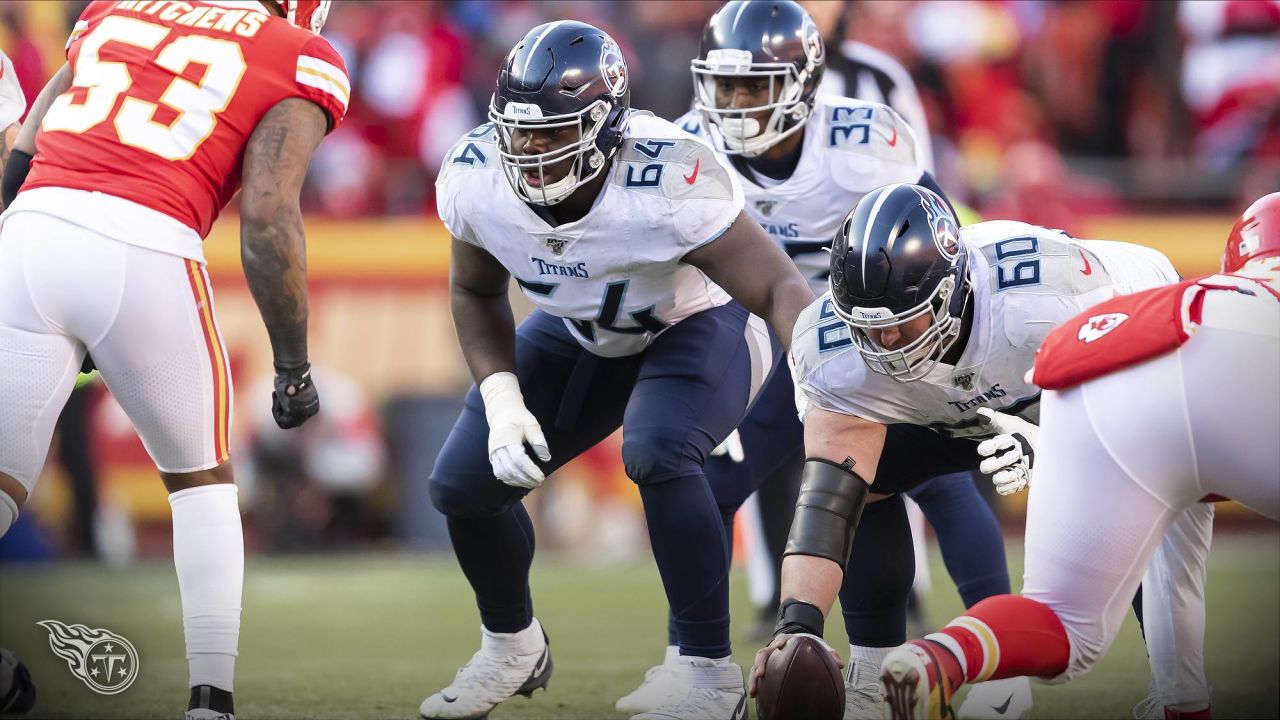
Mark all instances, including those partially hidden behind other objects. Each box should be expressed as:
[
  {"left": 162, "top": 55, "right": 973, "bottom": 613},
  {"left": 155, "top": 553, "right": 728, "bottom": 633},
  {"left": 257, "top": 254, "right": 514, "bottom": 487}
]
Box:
[
  {"left": 241, "top": 98, "right": 329, "bottom": 429},
  {"left": 239, "top": 97, "right": 327, "bottom": 367}
]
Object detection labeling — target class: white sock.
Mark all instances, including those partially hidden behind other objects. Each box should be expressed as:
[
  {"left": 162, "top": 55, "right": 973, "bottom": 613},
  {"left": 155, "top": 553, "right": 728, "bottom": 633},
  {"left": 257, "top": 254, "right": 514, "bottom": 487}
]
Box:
[
  {"left": 170, "top": 484, "right": 243, "bottom": 692},
  {"left": 0, "top": 492, "right": 17, "bottom": 537},
  {"left": 850, "top": 644, "right": 891, "bottom": 669},
  {"left": 663, "top": 644, "right": 679, "bottom": 665},
  {"left": 481, "top": 617, "right": 544, "bottom": 656}
]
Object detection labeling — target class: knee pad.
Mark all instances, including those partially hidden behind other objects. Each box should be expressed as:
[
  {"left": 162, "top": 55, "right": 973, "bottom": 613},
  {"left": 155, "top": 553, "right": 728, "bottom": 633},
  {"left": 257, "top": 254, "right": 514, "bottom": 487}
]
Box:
[
  {"left": 428, "top": 474, "right": 518, "bottom": 519},
  {"left": 622, "top": 431, "right": 696, "bottom": 486}
]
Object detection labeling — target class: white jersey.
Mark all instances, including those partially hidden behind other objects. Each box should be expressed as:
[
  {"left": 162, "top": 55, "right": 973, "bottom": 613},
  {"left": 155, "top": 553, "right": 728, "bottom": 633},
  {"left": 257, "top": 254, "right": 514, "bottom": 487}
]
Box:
[
  {"left": 0, "top": 50, "right": 25, "bottom": 131},
  {"left": 820, "top": 39, "right": 935, "bottom": 172},
  {"left": 436, "top": 113, "right": 743, "bottom": 358},
  {"left": 675, "top": 95, "right": 925, "bottom": 293},
  {"left": 790, "top": 220, "right": 1180, "bottom": 438}
]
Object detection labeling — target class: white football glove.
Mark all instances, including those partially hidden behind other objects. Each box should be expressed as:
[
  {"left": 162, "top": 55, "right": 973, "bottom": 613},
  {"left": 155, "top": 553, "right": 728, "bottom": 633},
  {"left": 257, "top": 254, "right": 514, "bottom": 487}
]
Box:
[
  {"left": 710, "top": 428, "right": 745, "bottom": 463},
  {"left": 479, "top": 372, "right": 551, "bottom": 489},
  {"left": 976, "top": 407, "right": 1040, "bottom": 496}
]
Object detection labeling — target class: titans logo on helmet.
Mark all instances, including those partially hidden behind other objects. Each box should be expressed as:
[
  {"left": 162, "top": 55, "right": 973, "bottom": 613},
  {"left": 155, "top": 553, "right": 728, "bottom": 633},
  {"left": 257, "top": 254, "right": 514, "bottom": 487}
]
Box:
[
  {"left": 802, "top": 15, "right": 824, "bottom": 69},
  {"left": 600, "top": 40, "right": 628, "bottom": 97},
  {"left": 914, "top": 185, "right": 960, "bottom": 260}
]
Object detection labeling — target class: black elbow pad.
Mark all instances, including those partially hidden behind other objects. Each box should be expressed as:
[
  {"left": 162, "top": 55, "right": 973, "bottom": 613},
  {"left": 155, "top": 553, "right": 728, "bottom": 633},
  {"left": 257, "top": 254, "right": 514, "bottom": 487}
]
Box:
[
  {"left": 783, "top": 458, "right": 870, "bottom": 569},
  {"left": 2, "top": 148, "right": 33, "bottom": 210}
]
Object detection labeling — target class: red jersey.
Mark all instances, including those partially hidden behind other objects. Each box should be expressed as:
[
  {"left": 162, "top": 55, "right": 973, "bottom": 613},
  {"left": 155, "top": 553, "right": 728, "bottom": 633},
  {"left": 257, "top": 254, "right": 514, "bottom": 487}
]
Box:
[
  {"left": 1032, "top": 272, "right": 1280, "bottom": 391},
  {"left": 22, "top": 0, "right": 349, "bottom": 239}
]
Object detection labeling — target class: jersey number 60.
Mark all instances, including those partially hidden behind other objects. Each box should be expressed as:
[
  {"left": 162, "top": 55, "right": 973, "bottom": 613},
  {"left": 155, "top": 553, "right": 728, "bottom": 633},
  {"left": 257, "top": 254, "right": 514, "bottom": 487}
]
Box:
[{"left": 42, "top": 16, "right": 246, "bottom": 161}]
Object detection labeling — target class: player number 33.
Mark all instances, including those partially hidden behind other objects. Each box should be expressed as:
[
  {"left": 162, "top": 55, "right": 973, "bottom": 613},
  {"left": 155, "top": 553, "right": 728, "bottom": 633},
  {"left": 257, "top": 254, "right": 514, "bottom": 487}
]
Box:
[{"left": 42, "top": 16, "right": 246, "bottom": 161}]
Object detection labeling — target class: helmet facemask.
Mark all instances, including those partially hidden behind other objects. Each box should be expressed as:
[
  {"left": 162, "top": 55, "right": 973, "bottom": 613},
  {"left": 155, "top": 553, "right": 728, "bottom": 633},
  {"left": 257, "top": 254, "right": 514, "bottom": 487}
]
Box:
[
  {"left": 691, "top": 49, "right": 812, "bottom": 157},
  {"left": 488, "top": 98, "right": 616, "bottom": 206},
  {"left": 833, "top": 273, "right": 971, "bottom": 383}
]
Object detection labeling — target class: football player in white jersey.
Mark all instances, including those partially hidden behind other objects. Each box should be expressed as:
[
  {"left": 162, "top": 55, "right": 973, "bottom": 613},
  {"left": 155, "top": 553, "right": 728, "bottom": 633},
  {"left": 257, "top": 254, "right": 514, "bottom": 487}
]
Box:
[
  {"left": 0, "top": 49, "right": 25, "bottom": 212},
  {"left": 0, "top": 49, "right": 35, "bottom": 718},
  {"left": 876, "top": 195, "right": 1280, "bottom": 720},
  {"left": 747, "top": 183, "right": 1206, "bottom": 719},
  {"left": 422, "top": 21, "right": 815, "bottom": 720},
  {"left": 622, "top": 4, "right": 1018, "bottom": 718}
]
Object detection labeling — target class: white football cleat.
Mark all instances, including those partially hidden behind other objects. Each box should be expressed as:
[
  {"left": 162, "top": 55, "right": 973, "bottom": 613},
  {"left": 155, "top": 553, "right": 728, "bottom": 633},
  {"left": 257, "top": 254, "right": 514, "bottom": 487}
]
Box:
[
  {"left": 617, "top": 645, "right": 690, "bottom": 713},
  {"left": 956, "top": 676, "right": 1032, "bottom": 719},
  {"left": 419, "top": 619, "right": 553, "bottom": 720},
  {"left": 845, "top": 658, "right": 888, "bottom": 719},
  {"left": 629, "top": 656, "right": 747, "bottom": 720},
  {"left": 184, "top": 710, "right": 233, "bottom": 720}
]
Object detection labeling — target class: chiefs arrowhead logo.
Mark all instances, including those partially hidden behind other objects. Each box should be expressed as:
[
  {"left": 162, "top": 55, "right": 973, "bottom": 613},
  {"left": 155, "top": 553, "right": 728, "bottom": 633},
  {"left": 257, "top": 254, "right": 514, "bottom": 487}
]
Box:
[{"left": 1077, "top": 312, "right": 1128, "bottom": 343}]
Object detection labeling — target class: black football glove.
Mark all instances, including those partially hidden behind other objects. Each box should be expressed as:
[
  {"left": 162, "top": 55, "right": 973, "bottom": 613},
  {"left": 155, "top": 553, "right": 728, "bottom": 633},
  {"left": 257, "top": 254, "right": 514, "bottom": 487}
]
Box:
[{"left": 271, "top": 362, "right": 319, "bottom": 429}]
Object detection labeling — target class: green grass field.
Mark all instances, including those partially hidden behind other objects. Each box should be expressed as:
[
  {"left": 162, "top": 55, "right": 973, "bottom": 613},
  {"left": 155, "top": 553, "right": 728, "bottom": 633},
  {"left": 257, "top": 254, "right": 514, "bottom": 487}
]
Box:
[{"left": 1, "top": 532, "right": 1276, "bottom": 720}]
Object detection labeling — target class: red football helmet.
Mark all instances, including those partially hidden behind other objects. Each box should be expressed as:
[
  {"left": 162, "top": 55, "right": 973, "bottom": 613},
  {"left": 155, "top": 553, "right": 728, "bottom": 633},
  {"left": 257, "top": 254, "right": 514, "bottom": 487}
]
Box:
[
  {"left": 1224, "top": 192, "right": 1280, "bottom": 272},
  {"left": 274, "top": 0, "right": 330, "bottom": 34}
]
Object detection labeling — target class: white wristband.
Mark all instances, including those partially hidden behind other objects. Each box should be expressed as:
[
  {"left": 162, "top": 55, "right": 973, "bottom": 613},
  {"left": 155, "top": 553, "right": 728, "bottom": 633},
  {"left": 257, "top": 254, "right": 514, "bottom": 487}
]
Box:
[{"left": 479, "top": 372, "right": 524, "bottom": 421}]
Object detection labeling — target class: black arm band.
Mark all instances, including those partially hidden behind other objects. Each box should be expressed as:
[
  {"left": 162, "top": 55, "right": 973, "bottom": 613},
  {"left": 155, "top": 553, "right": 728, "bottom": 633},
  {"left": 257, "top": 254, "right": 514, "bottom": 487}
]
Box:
[
  {"left": 775, "top": 598, "right": 826, "bottom": 638},
  {"left": 783, "top": 457, "right": 870, "bottom": 569},
  {"left": 2, "top": 148, "right": 33, "bottom": 210}
]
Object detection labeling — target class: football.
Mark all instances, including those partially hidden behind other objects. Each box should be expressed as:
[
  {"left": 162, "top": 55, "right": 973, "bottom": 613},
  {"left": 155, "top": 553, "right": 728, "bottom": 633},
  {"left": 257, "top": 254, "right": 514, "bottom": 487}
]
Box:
[{"left": 756, "top": 634, "right": 846, "bottom": 720}]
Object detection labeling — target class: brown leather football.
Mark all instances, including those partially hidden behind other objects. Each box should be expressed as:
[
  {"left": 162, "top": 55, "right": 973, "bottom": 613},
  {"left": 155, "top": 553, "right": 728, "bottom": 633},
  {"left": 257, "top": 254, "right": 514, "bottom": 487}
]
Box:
[{"left": 756, "top": 635, "right": 846, "bottom": 720}]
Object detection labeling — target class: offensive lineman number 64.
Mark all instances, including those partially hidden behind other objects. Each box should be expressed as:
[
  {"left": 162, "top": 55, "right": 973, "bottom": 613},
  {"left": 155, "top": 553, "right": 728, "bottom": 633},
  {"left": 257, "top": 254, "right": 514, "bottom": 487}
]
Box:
[{"left": 42, "top": 15, "right": 247, "bottom": 161}]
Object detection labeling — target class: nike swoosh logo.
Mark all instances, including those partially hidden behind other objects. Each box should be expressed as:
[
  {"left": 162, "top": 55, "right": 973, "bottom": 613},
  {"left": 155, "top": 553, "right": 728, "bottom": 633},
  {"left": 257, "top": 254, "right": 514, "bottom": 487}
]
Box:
[
  {"left": 533, "top": 648, "right": 549, "bottom": 675},
  {"left": 887, "top": 125, "right": 898, "bottom": 147},
  {"left": 684, "top": 159, "right": 700, "bottom": 184},
  {"left": 732, "top": 694, "right": 747, "bottom": 720},
  {"left": 441, "top": 693, "right": 457, "bottom": 703},
  {"left": 992, "top": 692, "right": 1015, "bottom": 715},
  {"left": 1079, "top": 250, "right": 1093, "bottom": 276}
]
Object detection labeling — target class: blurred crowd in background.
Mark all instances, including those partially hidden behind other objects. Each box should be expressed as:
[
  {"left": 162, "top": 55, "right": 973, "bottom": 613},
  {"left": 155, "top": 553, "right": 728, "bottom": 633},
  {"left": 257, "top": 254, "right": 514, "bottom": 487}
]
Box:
[
  {"left": 6, "top": 1, "right": 1279, "bottom": 220},
  {"left": 0, "top": 0, "right": 1277, "bottom": 563}
]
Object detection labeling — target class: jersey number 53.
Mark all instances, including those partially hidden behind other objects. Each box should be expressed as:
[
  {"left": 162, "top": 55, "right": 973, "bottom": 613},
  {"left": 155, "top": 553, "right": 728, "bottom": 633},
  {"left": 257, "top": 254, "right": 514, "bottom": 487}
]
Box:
[{"left": 43, "top": 16, "right": 246, "bottom": 161}]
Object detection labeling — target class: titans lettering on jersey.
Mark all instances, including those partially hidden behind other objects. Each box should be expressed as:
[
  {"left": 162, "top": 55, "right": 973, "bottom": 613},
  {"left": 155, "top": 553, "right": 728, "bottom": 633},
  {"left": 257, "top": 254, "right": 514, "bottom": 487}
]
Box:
[
  {"left": 436, "top": 113, "right": 744, "bottom": 358},
  {"left": 676, "top": 95, "right": 924, "bottom": 292},
  {"left": 789, "top": 220, "right": 1181, "bottom": 437}
]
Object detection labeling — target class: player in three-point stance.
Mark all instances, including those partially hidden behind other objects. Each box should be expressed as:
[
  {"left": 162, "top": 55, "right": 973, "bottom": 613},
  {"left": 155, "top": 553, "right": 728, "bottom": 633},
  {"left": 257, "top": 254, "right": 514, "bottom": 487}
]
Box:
[
  {"left": 879, "top": 194, "right": 1280, "bottom": 720},
  {"left": 0, "top": 2, "right": 346, "bottom": 718},
  {"left": 622, "top": 3, "right": 1023, "bottom": 718},
  {"left": 421, "top": 19, "right": 815, "bottom": 720},
  {"left": 748, "top": 182, "right": 1216, "bottom": 719}
]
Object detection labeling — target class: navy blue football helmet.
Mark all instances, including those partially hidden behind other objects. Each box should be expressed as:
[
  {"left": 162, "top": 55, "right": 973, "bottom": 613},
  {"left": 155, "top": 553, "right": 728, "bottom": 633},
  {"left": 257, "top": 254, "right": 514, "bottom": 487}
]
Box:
[
  {"left": 691, "top": 0, "right": 825, "bottom": 156},
  {"left": 828, "top": 183, "right": 970, "bottom": 382},
  {"left": 489, "top": 21, "right": 631, "bottom": 205}
]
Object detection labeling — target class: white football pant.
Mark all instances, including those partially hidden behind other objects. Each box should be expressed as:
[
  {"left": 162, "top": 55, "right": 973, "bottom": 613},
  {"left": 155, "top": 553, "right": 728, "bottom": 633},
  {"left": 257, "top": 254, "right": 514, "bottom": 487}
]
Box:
[{"left": 1021, "top": 286, "right": 1279, "bottom": 682}]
